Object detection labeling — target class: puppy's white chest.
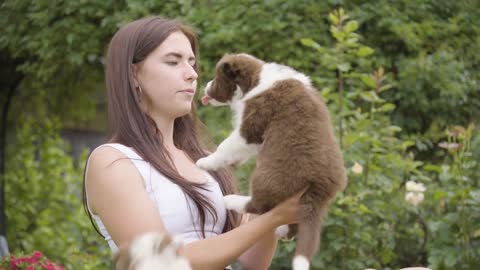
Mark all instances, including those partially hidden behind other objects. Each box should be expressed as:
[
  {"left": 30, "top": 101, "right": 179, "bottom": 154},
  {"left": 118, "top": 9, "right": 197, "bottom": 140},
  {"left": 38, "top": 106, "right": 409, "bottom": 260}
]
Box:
[{"left": 231, "top": 101, "right": 246, "bottom": 128}]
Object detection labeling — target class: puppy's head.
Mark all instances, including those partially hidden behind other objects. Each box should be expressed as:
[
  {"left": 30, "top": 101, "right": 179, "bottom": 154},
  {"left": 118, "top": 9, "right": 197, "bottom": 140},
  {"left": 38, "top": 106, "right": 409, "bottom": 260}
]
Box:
[
  {"left": 113, "top": 233, "right": 191, "bottom": 270},
  {"left": 201, "top": 53, "right": 263, "bottom": 106}
]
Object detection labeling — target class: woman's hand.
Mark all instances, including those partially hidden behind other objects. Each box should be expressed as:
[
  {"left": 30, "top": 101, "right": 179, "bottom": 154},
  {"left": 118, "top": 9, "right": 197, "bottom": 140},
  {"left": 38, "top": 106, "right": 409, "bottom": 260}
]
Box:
[{"left": 269, "top": 187, "right": 308, "bottom": 226}]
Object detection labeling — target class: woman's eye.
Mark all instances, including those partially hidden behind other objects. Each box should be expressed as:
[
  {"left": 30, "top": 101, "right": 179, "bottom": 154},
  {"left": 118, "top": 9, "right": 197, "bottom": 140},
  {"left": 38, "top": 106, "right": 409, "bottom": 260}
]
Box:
[{"left": 166, "top": 61, "right": 178, "bottom": 66}]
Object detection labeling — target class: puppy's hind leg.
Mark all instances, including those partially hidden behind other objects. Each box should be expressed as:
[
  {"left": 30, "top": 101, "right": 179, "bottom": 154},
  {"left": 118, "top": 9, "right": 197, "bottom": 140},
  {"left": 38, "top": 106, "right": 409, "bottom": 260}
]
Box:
[
  {"left": 243, "top": 199, "right": 264, "bottom": 215},
  {"left": 292, "top": 220, "right": 319, "bottom": 270},
  {"left": 223, "top": 195, "right": 251, "bottom": 214},
  {"left": 292, "top": 205, "right": 326, "bottom": 270}
]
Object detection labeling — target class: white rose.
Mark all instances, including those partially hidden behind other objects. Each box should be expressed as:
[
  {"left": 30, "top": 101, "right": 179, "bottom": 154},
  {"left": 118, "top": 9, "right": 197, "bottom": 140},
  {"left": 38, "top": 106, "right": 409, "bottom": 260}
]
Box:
[
  {"left": 352, "top": 162, "right": 363, "bottom": 174},
  {"left": 406, "top": 180, "right": 426, "bottom": 192},
  {"left": 405, "top": 192, "right": 425, "bottom": 206}
]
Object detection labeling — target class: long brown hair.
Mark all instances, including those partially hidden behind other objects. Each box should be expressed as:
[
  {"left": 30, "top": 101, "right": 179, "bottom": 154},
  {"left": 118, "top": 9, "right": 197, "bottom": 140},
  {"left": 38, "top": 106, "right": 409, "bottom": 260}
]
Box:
[{"left": 83, "top": 16, "right": 239, "bottom": 238}]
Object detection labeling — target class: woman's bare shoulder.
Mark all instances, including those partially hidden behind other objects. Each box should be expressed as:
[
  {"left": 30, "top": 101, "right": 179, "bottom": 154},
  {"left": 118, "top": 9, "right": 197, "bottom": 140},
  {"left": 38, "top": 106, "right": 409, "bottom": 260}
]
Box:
[
  {"left": 86, "top": 145, "right": 145, "bottom": 212},
  {"left": 87, "top": 144, "right": 143, "bottom": 184}
]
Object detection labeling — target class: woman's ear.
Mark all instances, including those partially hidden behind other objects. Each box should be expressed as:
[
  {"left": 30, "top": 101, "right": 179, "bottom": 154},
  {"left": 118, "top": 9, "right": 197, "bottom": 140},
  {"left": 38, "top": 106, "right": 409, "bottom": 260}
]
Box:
[{"left": 132, "top": 64, "right": 140, "bottom": 88}]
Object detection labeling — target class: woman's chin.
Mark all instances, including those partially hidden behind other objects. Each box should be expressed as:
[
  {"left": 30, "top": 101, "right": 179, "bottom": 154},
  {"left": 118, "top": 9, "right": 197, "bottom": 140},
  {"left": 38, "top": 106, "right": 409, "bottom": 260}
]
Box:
[{"left": 174, "top": 105, "right": 193, "bottom": 118}]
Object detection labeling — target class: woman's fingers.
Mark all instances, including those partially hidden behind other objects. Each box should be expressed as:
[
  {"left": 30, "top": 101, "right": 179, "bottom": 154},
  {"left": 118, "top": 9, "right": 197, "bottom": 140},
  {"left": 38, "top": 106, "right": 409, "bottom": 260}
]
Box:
[{"left": 293, "top": 185, "right": 310, "bottom": 200}]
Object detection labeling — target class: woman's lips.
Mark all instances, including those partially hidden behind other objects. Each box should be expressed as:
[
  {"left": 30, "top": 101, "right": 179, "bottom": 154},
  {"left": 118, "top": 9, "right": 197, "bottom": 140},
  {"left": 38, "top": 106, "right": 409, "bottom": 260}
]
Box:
[{"left": 178, "top": 89, "right": 195, "bottom": 95}]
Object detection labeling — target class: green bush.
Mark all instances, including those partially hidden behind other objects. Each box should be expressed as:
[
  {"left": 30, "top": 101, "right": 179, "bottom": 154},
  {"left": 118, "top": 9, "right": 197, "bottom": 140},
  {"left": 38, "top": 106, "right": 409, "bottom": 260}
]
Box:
[
  {"left": 232, "top": 9, "right": 479, "bottom": 270},
  {"left": 5, "top": 116, "right": 109, "bottom": 269}
]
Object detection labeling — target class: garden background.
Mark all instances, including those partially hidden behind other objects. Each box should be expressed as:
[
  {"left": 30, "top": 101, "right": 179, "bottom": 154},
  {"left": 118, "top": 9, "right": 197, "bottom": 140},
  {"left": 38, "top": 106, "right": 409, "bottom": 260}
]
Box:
[{"left": 1, "top": 0, "right": 479, "bottom": 269}]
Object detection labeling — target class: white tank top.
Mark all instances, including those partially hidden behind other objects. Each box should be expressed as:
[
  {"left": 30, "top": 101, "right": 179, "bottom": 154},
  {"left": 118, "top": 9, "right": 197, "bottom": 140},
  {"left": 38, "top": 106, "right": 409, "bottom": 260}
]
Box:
[{"left": 84, "top": 143, "right": 228, "bottom": 253}]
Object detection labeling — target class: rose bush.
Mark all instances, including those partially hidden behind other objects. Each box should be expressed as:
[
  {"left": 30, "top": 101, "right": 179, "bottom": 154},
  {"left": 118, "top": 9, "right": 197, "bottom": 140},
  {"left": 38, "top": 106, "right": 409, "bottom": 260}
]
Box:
[{"left": 0, "top": 251, "right": 64, "bottom": 270}]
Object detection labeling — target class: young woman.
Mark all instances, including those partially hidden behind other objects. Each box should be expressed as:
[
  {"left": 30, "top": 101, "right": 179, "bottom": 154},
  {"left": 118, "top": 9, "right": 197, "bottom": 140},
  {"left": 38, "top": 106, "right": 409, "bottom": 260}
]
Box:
[{"left": 83, "top": 16, "right": 304, "bottom": 270}]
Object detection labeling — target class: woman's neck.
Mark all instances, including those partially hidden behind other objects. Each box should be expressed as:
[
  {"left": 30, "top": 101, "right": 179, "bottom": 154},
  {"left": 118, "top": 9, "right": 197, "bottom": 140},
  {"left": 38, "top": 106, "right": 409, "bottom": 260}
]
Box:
[{"left": 152, "top": 114, "right": 178, "bottom": 153}]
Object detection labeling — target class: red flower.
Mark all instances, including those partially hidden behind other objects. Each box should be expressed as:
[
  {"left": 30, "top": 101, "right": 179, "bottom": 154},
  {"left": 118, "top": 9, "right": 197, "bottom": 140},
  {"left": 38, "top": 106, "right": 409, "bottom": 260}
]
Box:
[
  {"left": 31, "top": 251, "right": 42, "bottom": 261},
  {"left": 1, "top": 251, "right": 65, "bottom": 270}
]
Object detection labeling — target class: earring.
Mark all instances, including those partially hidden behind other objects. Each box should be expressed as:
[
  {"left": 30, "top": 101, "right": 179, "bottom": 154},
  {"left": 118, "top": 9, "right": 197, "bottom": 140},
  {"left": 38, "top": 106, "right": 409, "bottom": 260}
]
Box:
[{"left": 135, "top": 86, "right": 143, "bottom": 103}]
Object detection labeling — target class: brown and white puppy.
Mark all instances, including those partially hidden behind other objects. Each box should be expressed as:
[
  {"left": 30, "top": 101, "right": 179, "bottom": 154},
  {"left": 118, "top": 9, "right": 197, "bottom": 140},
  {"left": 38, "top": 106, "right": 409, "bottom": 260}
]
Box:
[
  {"left": 113, "top": 233, "right": 191, "bottom": 270},
  {"left": 197, "top": 53, "right": 347, "bottom": 270}
]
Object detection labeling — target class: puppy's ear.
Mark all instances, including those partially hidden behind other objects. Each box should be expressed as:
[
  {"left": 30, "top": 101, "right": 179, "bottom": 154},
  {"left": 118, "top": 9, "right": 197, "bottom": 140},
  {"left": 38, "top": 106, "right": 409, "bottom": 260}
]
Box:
[{"left": 222, "top": 62, "right": 238, "bottom": 80}]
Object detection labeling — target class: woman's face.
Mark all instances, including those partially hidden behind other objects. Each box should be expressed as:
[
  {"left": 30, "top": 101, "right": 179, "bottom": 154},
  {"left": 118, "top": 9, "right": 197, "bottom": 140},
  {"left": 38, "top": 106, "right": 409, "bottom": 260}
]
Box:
[{"left": 135, "top": 31, "right": 198, "bottom": 119}]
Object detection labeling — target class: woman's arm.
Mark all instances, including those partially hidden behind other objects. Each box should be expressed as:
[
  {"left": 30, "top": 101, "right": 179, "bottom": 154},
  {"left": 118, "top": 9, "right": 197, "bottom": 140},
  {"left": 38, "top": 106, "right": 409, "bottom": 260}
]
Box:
[
  {"left": 87, "top": 147, "right": 302, "bottom": 270},
  {"left": 236, "top": 214, "right": 278, "bottom": 270},
  {"left": 180, "top": 210, "right": 281, "bottom": 270},
  {"left": 182, "top": 193, "right": 303, "bottom": 270}
]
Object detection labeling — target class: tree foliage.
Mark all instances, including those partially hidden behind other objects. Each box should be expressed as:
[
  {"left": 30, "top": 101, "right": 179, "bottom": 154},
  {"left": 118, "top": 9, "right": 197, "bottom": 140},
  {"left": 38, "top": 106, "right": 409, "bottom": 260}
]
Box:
[{"left": 1, "top": 0, "right": 478, "bottom": 269}]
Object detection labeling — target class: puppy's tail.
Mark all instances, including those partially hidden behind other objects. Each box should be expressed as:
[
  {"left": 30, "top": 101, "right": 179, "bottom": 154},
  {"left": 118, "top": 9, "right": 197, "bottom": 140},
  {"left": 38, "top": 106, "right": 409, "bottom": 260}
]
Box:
[{"left": 292, "top": 206, "right": 327, "bottom": 270}]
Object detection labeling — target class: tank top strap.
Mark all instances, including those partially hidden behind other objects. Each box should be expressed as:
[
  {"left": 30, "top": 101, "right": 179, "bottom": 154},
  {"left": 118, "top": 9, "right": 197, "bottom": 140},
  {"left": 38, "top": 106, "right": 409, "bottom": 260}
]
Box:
[{"left": 102, "top": 143, "right": 142, "bottom": 159}]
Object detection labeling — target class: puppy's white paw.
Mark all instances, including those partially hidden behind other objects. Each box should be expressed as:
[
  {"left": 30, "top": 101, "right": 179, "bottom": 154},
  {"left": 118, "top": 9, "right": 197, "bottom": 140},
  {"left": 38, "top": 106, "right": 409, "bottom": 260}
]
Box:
[
  {"left": 275, "top": 225, "right": 290, "bottom": 238},
  {"left": 223, "top": 195, "right": 251, "bottom": 213},
  {"left": 293, "top": 255, "right": 310, "bottom": 270},
  {"left": 196, "top": 156, "right": 223, "bottom": 170}
]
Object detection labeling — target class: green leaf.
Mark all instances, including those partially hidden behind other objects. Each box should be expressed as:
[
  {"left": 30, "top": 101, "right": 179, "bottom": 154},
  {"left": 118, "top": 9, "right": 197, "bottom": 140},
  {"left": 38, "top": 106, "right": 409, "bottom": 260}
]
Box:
[
  {"left": 423, "top": 164, "right": 441, "bottom": 172},
  {"left": 360, "top": 91, "right": 383, "bottom": 103},
  {"left": 299, "top": 38, "right": 321, "bottom": 50},
  {"left": 344, "top": 20, "right": 359, "bottom": 33},
  {"left": 432, "top": 190, "right": 448, "bottom": 200},
  {"left": 329, "top": 12, "right": 339, "bottom": 25},
  {"left": 377, "top": 103, "right": 396, "bottom": 112},
  {"left": 378, "top": 84, "right": 394, "bottom": 93},
  {"left": 444, "top": 251, "right": 458, "bottom": 267},
  {"left": 357, "top": 46, "right": 375, "bottom": 57},
  {"left": 381, "top": 249, "right": 393, "bottom": 264},
  {"left": 361, "top": 75, "right": 377, "bottom": 88},
  {"left": 401, "top": 140, "right": 416, "bottom": 149},
  {"left": 337, "top": 63, "right": 351, "bottom": 72},
  {"left": 383, "top": 125, "right": 402, "bottom": 134},
  {"left": 330, "top": 26, "right": 343, "bottom": 40},
  {"left": 358, "top": 204, "right": 372, "bottom": 214},
  {"left": 66, "top": 34, "right": 74, "bottom": 45}
]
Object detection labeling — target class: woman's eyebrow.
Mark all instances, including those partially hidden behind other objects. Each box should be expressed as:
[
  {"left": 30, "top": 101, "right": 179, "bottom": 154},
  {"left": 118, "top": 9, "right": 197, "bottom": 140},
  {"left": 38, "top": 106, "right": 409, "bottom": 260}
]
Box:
[{"left": 164, "top": 52, "right": 196, "bottom": 61}]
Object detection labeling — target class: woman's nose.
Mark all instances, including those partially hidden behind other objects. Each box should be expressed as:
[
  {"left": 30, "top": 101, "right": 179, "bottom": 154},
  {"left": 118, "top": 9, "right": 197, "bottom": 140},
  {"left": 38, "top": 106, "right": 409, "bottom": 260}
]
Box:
[{"left": 184, "top": 64, "right": 198, "bottom": 81}]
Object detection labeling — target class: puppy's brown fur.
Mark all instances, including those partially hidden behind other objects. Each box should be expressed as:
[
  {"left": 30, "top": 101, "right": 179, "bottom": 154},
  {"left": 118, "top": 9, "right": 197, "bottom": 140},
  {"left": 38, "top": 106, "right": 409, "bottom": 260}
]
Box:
[{"left": 203, "top": 53, "right": 347, "bottom": 266}]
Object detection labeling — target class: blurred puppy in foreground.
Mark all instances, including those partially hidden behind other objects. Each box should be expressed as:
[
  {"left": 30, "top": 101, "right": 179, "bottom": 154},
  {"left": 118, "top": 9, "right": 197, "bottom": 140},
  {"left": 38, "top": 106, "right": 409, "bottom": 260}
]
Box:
[{"left": 113, "top": 233, "right": 192, "bottom": 270}]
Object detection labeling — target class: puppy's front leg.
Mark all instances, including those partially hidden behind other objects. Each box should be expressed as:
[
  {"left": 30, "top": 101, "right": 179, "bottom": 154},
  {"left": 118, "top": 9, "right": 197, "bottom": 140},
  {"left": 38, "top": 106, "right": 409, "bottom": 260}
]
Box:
[{"left": 196, "top": 130, "right": 259, "bottom": 170}]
